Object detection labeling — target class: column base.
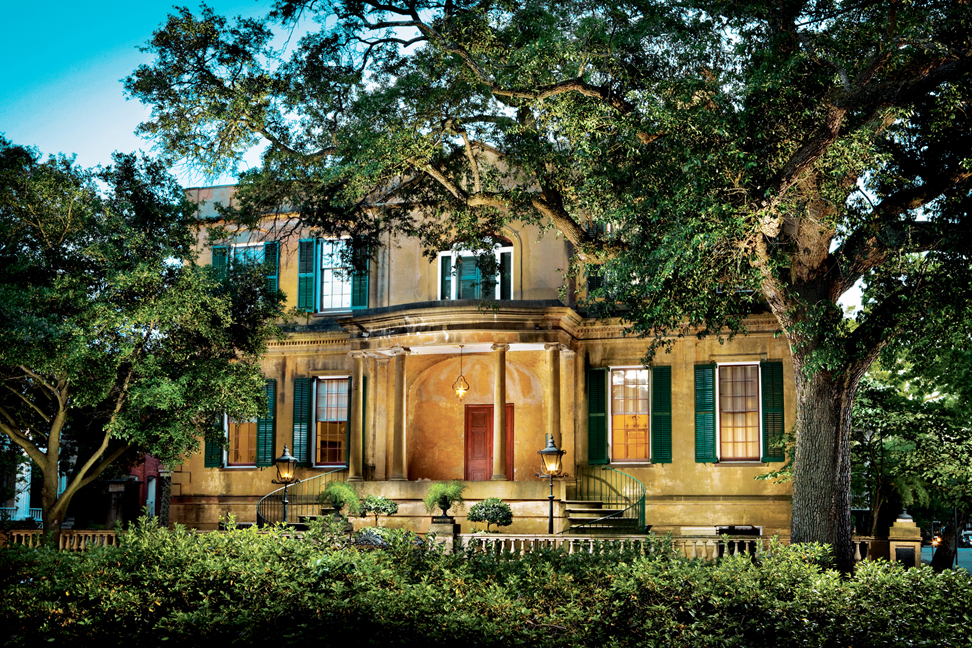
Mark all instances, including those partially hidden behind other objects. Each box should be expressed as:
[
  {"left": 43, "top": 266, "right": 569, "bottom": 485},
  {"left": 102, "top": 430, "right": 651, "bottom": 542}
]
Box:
[{"left": 490, "top": 474, "right": 508, "bottom": 481}]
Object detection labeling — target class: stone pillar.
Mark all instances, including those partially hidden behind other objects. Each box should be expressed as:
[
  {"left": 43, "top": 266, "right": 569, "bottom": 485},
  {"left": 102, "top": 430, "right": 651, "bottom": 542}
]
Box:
[
  {"left": 888, "top": 510, "right": 922, "bottom": 568},
  {"left": 374, "top": 357, "right": 391, "bottom": 481},
  {"left": 491, "top": 343, "right": 510, "bottom": 481},
  {"left": 545, "top": 343, "right": 562, "bottom": 448},
  {"left": 348, "top": 351, "right": 367, "bottom": 481},
  {"left": 390, "top": 347, "right": 410, "bottom": 481}
]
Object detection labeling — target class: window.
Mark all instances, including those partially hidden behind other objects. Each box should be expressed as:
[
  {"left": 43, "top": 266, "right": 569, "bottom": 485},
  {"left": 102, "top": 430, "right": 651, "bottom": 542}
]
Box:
[
  {"left": 211, "top": 241, "right": 280, "bottom": 293},
  {"left": 694, "top": 362, "right": 785, "bottom": 463},
  {"left": 291, "top": 376, "right": 352, "bottom": 467},
  {"left": 587, "top": 366, "right": 671, "bottom": 465},
  {"left": 296, "top": 239, "right": 369, "bottom": 312},
  {"left": 438, "top": 239, "right": 513, "bottom": 300},
  {"left": 204, "top": 379, "right": 277, "bottom": 469},
  {"left": 227, "top": 419, "right": 258, "bottom": 466}
]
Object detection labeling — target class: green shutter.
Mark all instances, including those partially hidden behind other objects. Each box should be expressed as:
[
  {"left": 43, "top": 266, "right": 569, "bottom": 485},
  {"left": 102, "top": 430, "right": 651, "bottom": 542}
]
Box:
[
  {"left": 350, "top": 242, "right": 369, "bottom": 310},
  {"left": 256, "top": 379, "right": 276, "bottom": 467},
  {"left": 761, "top": 361, "right": 785, "bottom": 462},
  {"left": 651, "top": 366, "right": 672, "bottom": 464},
  {"left": 500, "top": 251, "right": 512, "bottom": 300},
  {"left": 297, "top": 239, "right": 316, "bottom": 312},
  {"left": 204, "top": 419, "right": 223, "bottom": 468},
  {"left": 457, "top": 256, "right": 479, "bottom": 299},
  {"left": 292, "top": 378, "right": 313, "bottom": 466},
  {"left": 695, "top": 364, "right": 718, "bottom": 463},
  {"left": 440, "top": 255, "right": 453, "bottom": 299},
  {"left": 587, "top": 368, "right": 608, "bottom": 465},
  {"left": 264, "top": 241, "right": 280, "bottom": 293},
  {"left": 211, "top": 245, "right": 228, "bottom": 279}
]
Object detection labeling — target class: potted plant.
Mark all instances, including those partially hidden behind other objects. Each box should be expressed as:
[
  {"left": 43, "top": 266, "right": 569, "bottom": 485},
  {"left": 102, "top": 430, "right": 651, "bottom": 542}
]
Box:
[
  {"left": 360, "top": 494, "right": 399, "bottom": 527},
  {"left": 423, "top": 480, "right": 465, "bottom": 520},
  {"left": 318, "top": 482, "right": 361, "bottom": 518},
  {"left": 467, "top": 497, "right": 513, "bottom": 533}
]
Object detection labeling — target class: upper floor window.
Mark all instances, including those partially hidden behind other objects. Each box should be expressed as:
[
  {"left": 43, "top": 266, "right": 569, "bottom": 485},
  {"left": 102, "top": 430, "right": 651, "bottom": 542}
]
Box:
[
  {"left": 438, "top": 238, "right": 513, "bottom": 300},
  {"left": 297, "top": 239, "right": 369, "bottom": 313},
  {"left": 211, "top": 241, "right": 280, "bottom": 293}
]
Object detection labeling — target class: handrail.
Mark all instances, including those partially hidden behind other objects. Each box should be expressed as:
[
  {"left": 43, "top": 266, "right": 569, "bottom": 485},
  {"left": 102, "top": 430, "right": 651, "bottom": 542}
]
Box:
[
  {"left": 256, "top": 466, "right": 348, "bottom": 526},
  {"left": 565, "top": 465, "right": 646, "bottom": 534}
]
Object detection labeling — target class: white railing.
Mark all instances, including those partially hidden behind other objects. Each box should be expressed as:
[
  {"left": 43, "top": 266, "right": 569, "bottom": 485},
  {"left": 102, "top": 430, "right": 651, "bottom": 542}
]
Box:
[
  {"left": 0, "top": 507, "right": 42, "bottom": 522},
  {"left": 458, "top": 533, "right": 879, "bottom": 563},
  {"left": 2, "top": 530, "right": 117, "bottom": 551}
]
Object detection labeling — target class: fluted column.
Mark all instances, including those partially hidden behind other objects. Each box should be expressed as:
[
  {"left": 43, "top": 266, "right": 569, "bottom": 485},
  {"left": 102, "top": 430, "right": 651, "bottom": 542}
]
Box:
[
  {"left": 491, "top": 343, "right": 510, "bottom": 481},
  {"left": 389, "top": 347, "right": 410, "bottom": 481},
  {"left": 347, "top": 351, "right": 367, "bottom": 481},
  {"left": 545, "top": 343, "right": 562, "bottom": 448}
]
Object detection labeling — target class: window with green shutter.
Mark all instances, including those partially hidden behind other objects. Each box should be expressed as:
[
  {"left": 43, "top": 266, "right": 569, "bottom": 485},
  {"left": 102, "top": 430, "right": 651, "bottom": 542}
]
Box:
[
  {"left": 438, "top": 239, "right": 513, "bottom": 300},
  {"left": 651, "top": 366, "right": 672, "bottom": 464},
  {"left": 204, "top": 419, "right": 223, "bottom": 468},
  {"left": 211, "top": 246, "right": 228, "bottom": 279},
  {"left": 695, "top": 364, "right": 718, "bottom": 463},
  {"left": 263, "top": 241, "right": 279, "bottom": 293},
  {"left": 297, "top": 239, "right": 316, "bottom": 312},
  {"left": 760, "top": 361, "right": 785, "bottom": 462},
  {"left": 256, "top": 379, "right": 276, "bottom": 467},
  {"left": 587, "top": 368, "right": 608, "bottom": 464},
  {"left": 292, "top": 377, "right": 312, "bottom": 466},
  {"left": 350, "top": 242, "right": 369, "bottom": 310}
]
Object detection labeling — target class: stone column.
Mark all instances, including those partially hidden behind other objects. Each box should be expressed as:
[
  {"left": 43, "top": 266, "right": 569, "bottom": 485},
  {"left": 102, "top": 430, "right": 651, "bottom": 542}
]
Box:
[
  {"left": 348, "top": 351, "right": 367, "bottom": 481},
  {"left": 491, "top": 343, "right": 510, "bottom": 481},
  {"left": 545, "top": 343, "right": 562, "bottom": 448},
  {"left": 389, "top": 347, "right": 410, "bottom": 481}
]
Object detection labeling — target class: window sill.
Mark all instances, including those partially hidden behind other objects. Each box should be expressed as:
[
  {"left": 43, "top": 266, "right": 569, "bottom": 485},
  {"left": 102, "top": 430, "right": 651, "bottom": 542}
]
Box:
[
  {"left": 610, "top": 461, "right": 654, "bottom": 467},
  {"left": 713, "top": 461, "right": 764, "bottom": 466}
]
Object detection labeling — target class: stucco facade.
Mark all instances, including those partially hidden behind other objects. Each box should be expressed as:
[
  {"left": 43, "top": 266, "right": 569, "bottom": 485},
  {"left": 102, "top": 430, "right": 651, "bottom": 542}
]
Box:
[{"left": 170, "top": 186, "right": 793, "bottom": 536}]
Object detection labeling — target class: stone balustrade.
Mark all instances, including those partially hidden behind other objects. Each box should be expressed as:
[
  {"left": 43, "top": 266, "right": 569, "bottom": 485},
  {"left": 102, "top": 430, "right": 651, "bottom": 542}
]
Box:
[{"left": 1, "top": 530, "right": 117, "bottom": 551}]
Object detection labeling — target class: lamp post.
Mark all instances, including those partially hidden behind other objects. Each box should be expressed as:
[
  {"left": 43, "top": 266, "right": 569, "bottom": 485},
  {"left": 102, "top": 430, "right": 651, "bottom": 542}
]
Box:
[
  {"left": 272, "top": 445, "right": 299, "bottom": 524},
  {"left": 537, "top": 435, "right": 566, "bottom": 534}
]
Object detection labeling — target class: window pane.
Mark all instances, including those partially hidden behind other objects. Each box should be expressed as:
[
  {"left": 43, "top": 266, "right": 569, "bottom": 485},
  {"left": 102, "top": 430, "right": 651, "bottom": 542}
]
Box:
[
  {"left": 719, "top": 365, "right": 759, "bottom": 460},
  {"left": 316, "top": 379, "right": 349, "bottom": 464},
  {"left": 611, "top": 369, "right": 650, "bottom": 460},
  {"left": 321, "top": 241, "right": 352, "bottom": 310},
  {"left": 227, "top": 420, "right": 257, "bottom": 466}
]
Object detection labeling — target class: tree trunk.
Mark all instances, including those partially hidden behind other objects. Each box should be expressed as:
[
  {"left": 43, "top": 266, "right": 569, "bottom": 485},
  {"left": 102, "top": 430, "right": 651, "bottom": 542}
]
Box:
[
  {"left": 790, "top": 361, "right": 858, "bottom": 573},
  {"left": 40, "top": 452, "right": 65, "bottom": 547}
]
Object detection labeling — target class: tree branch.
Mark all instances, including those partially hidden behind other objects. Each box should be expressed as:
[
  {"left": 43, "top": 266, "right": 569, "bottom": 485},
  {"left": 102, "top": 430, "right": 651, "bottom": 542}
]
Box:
[{"left": 3, "top": 384, "right": 52, "bottom": 424}]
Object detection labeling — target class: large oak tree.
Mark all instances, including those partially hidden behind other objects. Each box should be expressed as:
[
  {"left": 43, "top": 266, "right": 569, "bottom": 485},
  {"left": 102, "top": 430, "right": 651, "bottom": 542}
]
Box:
[
  {"left": 0, "top": 140, "right": 283, "bottom": 541},
  {"left": 127, "top": 0, "right": 972, "bottom": 570}
]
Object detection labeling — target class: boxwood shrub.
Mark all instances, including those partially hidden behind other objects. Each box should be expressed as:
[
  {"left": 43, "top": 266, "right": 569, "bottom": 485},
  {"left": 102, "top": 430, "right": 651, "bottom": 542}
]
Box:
[{"left": 1, "top": 520, "right": 970, "bottom": 647}]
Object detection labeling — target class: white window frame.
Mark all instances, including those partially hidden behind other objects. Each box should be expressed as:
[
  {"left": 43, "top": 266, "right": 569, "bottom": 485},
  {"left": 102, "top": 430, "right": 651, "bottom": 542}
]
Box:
[
  {"left": 436, "top": 243, "right": 514, "bottom": 300},
  {"left": 223, "top": 413, "right": 257, "bottom": 469},
  {"left": 714, "top": 362, "right": 764, "bottom": 463},
  {"left": 229, "top": 242, "right": 265, "bottom": 265},
  {"left": 318, "top": 238, "right": 354, "bottom": 312},
  {"left": 607, "top": 366, "right": 653, "bottom": 465},
  {"left": 312, "top": 375, "right": 351, "bottom": 467}
]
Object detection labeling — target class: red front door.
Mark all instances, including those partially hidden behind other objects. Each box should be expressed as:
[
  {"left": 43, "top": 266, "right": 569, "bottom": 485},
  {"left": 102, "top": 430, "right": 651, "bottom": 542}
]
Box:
[{"left": 464, "top": 404, "right": 514, "bottom": 481}]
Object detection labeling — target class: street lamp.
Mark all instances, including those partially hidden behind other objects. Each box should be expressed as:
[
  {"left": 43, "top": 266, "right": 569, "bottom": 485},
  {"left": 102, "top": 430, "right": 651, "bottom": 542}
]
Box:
[
  {"left": 537, "top": 435, "right": 566, "bottom": 534},
  {"left": 272, "top": 445, "right": 299, "bottom": 524}
]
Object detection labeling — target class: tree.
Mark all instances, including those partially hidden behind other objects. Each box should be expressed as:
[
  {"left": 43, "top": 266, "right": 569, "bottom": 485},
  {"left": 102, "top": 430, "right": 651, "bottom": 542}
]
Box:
[
  {"left": 0, "top": 139, "right": 284, "bottom": 541},
  {"left": 126, "top": 1, "right": 972, "bottom": 570}
]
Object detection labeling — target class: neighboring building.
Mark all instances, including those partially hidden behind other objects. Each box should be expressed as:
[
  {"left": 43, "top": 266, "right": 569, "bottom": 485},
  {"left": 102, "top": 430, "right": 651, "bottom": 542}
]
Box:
[{"left": 171, "top": 186, "right": 794, "bottom": 536}]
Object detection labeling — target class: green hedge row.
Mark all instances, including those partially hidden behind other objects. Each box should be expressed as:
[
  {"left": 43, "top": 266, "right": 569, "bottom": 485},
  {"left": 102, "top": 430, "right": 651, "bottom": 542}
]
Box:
[{"left": 1, "top": 518, "right": 970, "bottom": 647}]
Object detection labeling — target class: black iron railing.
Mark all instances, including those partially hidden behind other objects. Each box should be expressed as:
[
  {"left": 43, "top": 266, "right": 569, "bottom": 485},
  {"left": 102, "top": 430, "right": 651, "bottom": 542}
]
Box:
[{"left": 256, "top": 466, "right": 348, "bottom": 526}]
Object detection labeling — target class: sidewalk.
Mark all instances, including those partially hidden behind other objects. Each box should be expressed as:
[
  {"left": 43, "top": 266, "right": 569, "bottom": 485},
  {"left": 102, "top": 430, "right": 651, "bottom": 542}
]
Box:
[{"left": 920, "top": 546, "right": 972, "bottom": 571}]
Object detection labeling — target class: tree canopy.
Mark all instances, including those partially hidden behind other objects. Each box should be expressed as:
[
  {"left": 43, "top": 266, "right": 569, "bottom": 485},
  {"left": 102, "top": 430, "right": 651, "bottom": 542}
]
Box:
[
  {"left": 0, "top": 138, "right": 284, "bottom": 537},
  {"left": 127, "top": 0, "right": 972, "bottom": 569}
]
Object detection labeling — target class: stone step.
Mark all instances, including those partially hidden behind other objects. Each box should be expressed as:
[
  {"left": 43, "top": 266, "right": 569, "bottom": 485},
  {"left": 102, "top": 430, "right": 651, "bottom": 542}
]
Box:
[{"left": 566, "top": 508, "right": 625, "bottom": 518}]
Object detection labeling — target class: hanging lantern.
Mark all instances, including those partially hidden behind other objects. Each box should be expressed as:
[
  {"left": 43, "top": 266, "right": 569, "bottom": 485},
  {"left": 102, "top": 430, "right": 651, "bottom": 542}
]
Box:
[{"left": 453, "top": 345, "right": 470, "bottom": 399}]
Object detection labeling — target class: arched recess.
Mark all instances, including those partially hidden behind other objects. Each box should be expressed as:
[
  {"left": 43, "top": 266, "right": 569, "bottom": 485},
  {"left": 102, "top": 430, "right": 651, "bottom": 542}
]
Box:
[{"left": 405, "top": 352, "right": 543, "bottom": 481}]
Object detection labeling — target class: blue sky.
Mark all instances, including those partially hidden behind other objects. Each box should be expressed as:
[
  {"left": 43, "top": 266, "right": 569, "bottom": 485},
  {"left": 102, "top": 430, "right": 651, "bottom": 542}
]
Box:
[{"left": 0, "top": 1, "right": 276, "bottom": 187}]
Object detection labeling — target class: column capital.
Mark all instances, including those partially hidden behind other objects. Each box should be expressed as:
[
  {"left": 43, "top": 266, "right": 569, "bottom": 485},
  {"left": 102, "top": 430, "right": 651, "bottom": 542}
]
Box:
[
  {"left": 544, "top": 343, "right": 564, "bottom": 352},
  {"left": 490, "top": 343, "right": 510, "bottom": 352},
  {"left": 388, "top": 346, "right": 411, "bottom": 356},
  {"left": 349, "top": 350, "right": 370, "bottom": 359}
]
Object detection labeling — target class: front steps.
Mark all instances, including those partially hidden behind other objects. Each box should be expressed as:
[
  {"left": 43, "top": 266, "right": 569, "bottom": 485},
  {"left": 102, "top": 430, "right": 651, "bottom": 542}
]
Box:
[{"left": 564, "top": 500, "right": 643, "bottom": 534}]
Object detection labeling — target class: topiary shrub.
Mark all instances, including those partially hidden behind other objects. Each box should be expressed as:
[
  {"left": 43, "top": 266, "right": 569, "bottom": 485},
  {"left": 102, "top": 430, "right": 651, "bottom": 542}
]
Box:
[
  {"left": 423, "top": 481, "right": 465, "bottom": 516},
  {"left": 467, "top": 497, "right": 513, "bottom": 532},
  {"left": 360, "top": 494, "right": 399, "bottom": 526},
  {"left": 318, "top": 481, "right": 361, "bottom": 516}
]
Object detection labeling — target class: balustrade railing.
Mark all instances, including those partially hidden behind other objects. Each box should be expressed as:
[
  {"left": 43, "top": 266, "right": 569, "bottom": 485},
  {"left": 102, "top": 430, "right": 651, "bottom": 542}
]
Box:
[
  {"left": 255, "top": 466, "right": 348, "bottom": 526},
  {"left": 2, "top": 530, "right": 117, "bottom": 551},
  {"left": 567, "top": 465, "right": 646, "bottom": 534}
]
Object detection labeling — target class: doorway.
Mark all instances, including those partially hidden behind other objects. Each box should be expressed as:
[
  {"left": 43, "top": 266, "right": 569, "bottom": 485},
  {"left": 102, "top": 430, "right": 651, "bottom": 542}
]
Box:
[{"left": 464, "top": 404, "right": 514, "bottom": 481}]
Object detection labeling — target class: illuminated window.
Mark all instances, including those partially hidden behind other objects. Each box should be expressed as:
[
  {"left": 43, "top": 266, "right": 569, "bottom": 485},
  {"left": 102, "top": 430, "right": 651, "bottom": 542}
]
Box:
[
  {"left": 718, "top": 365, "right": 760, "bottom": 461},
  {"left": 227, "top": 420, "right": 257, "bottom": 466},
  {"left": 611, "top": 369, "right": 651, "bottom": 461},
  {"left": 315, "top": 378, "right": 349, "bottom": 465}
]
